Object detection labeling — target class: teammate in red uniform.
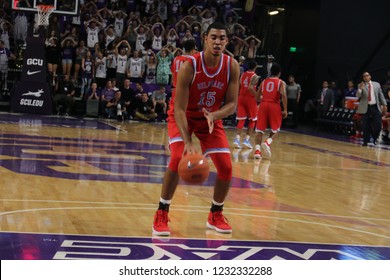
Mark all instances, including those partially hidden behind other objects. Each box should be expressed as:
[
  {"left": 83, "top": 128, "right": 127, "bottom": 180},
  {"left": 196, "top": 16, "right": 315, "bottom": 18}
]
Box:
[
  {"left": 152, "top": 22, "right": 240, "bottom": 236},
  {"left": 169, "top": 39, "right": 196, "bottom": 99},
  {"left": 254, "top": 63, "right": 287, "bottom": 159},
  {"left": 233, "top": 60, "right": 260, "bottom": 149}
]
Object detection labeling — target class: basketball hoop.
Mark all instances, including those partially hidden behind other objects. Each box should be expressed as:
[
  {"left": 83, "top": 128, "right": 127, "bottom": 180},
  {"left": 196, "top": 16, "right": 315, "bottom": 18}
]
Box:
[{"left": 36, "top": 5, "right": 55, "bottom": 27}]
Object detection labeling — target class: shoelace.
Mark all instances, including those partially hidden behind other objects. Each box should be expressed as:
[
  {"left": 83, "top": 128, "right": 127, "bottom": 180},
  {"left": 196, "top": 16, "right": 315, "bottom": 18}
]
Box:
[
  {"left": 155, "top": 211, "right": 169, "bottom": 225},
  {"left": 213, "top": 212, "right": 228, "bottom": 225}
]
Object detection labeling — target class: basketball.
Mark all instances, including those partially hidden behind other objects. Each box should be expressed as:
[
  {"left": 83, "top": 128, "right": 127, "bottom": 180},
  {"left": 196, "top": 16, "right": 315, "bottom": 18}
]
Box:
[{"left": 178, "top": 153, "right": 210, "bottom": 184}]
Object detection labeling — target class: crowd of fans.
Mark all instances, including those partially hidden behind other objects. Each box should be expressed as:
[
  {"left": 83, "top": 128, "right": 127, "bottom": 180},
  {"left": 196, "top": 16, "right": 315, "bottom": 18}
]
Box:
[{"left": 0, "top": 0, "right": 265, "bottom": 121}]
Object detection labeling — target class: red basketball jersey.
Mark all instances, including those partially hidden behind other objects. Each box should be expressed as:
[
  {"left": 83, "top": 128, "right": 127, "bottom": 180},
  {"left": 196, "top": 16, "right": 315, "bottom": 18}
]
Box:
[
  {"left": 261, "top": 77, "right": 282, "bottom": 103},
  {"left": 239, "top": 70, "right": 256, "bottom": 97},
  {"left": 171, "top": 55, "right": 193, "bottom": 88},
  {"left": 186, "top": 51, "right": 231, "bottom": 119}
]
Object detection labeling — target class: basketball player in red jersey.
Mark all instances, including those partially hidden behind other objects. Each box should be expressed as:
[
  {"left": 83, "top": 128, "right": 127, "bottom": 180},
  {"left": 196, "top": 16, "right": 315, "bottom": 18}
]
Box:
[
  {"left": 152, "top": 22, "right": 240, "bottom": 236},
  {"left": 254, "top": 63, "right": 287, "bottom": 159},
  {"left": 170, "top": 39, "right": 196, "bottom": 96},
  {"left": 233, "top": 60, "right": 260, "bottom": 149}
]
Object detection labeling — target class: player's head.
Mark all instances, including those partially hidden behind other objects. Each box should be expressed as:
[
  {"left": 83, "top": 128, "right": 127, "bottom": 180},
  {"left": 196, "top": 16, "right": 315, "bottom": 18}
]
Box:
[
  {"left": 270, "top": 63, "right": 281, "bottom": 76},
  {"left": 247, "top": 59, "right": 257, "bottom": 71},
  {"left": 204, "top": 22, "right": 229, "bottom": 57},
  {"left": 183, "top": 39, "right": 196, "bottom": 54}
]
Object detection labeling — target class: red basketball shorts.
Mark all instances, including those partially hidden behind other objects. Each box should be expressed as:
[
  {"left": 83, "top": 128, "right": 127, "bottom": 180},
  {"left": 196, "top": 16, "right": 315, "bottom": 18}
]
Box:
[
  {"left": 236, "top": 95, "right": 258, "bottom": 121},
  {"left": 168, "top": 117, "right": 230, "bottom": 157},
  {"left": 256, "top": 102, "right": 282, "bottom": 133}
]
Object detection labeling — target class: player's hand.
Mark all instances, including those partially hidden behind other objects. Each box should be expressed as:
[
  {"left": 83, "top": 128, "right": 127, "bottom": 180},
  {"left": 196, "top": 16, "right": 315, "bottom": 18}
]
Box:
[
  {"left": 358, "top": 82, "right": 365, "bottom": 90},
  {"left": 202, "top": 108, "right": 214, "bottom": 134},
  {"left": 183, "top": 142, "right": 197, "bottom": 156},
  {"left": 282, "top": 110, "right": 288, "bottom": 119}
]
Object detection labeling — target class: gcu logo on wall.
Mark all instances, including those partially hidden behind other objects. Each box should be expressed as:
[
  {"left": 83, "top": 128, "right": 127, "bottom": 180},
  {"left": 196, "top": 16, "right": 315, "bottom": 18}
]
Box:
[{"left": 26, "top": 58, "right": 44, "bottom": 66}]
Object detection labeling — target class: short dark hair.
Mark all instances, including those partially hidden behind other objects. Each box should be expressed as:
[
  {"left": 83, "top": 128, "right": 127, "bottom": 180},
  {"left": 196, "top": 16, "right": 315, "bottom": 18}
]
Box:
[
  {"left": 247, "top": 60, "right": 257, "bottom": 70},
  {"left": 183, "top": 39, "right": 196, "bottom": 52},
  {"left": 270, "top": 63, "right": 281, "bottom": 76},
  {"left": 206, "top": 22, "right": 228, "bottom": 35}
]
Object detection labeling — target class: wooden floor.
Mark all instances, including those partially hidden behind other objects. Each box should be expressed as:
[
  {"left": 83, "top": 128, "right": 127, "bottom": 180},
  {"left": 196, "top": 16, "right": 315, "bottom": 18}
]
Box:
[{"left": 0, "top": 112, "right": 389, "bottom": 260}]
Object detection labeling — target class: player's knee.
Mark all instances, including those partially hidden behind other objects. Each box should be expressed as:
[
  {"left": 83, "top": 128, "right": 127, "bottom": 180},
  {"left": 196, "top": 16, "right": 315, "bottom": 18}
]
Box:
[
  {"left": 168, "top": 141, "right": 184, "bottom": 172},
  {"left": 212, "top": 153, "right": 233, "bottom": 181},
  {"left": 236, "top": 120, "right": 245, "bottom": 129}
]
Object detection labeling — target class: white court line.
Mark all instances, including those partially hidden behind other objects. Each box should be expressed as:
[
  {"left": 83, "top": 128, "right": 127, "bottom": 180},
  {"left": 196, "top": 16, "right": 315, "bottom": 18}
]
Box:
[
  {"left": 0, "top": 206, "right": 389, "bottom": 240},
  {"left": 1, "top": 199, "right": 389, "bottom": 222}
]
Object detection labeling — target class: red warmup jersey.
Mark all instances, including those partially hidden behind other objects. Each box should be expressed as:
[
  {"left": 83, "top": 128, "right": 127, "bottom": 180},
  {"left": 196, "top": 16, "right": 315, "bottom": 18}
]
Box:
[
  {"left": 261, "top": 77, "right": 282, "bottom": 103},
  {"left": 239, "top": 71, "right": 256, "bottom": 97}
]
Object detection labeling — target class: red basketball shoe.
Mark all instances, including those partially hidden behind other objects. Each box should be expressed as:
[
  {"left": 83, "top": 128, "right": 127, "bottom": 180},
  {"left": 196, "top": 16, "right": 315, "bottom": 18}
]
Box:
[
  {"left": 207, "top": 211, "right": 232, "bottom": 233},
  {"left": 152, "top": 210, "right": 170, "bottom": 236}
]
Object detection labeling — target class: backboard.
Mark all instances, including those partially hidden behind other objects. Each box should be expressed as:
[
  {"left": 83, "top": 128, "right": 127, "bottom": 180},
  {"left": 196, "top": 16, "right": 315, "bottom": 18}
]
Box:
[{"left": 12, "top": 0, "right": 79, "bottom": 16}]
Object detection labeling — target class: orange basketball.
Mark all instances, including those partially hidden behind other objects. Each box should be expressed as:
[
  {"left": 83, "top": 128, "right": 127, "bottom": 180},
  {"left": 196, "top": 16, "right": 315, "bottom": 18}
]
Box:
[{"left": 178, "top": 153, "right": 210, "bottom": 184}]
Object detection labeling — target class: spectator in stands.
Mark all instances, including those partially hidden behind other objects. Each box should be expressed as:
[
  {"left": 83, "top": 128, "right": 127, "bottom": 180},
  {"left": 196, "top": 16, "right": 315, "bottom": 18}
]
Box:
[
  {"left": 264, "top": 55, "right": 275, "bottom": 78},
  {"left": 166, "top": 28, "right": 179, "bottom": 48},
  {"left": 151, "top": 86, "right": 167, "bottom": 121},
  {"left": 84, "top": 18, "right": 103, "bottom": 49},
  {"left": 315, "top": 80, "right": 334, "bottom": 118},
  {"left": 60, "top": 37, "right": 77, "bottom": 80},
  {"left": 106, "top": 44, "right": 117, "bottom": 80},
  {"left": 134, "top": 25, "right": 150, "bottom": 51},
  {"left": 87, "top": 81, "right": 100, "bottom": 100},
  {"left": 120, "top": 79, "right": 135, "bottom": 118},
  {"left": 244, "top": 35, "right": 261, "bottom": 60},
  {"left": 330, "top": 81, "right": 342, "bottom": 107},
  {"left": 156, "top": 47, "right": 173, "bottom": 85},
  {"left": 144, "top": 50, "right": 157, "bottom": 84},
  {"left": 101, "top": 80, "right": 116, "bottom": 116},
  {"left": 356, "top": 72, "right": 387, "bottom": 146},
  {"left": 0, "top": 39, "right": 15, "bottom": 90},
  {"left": 134, "top": 82, "right": 147, "bottom": 101},
  {"left": 134, "top": 92, "right": 158, "bottom": 121},
  {"left": 53, "top": 75, "right": 75, "bottom": 115},
  {"left": 94, "top": 50, "right": 107, "bottom": 89},
  {"left": 286, "top": 75, "right": 302, "bottom": 127},
  {"left": 13, "top": 12, "right": 29, "bottom": 44},
  {"left": 151, "top": 22, "right": 165, "bottom": 53},
  {"left": 106, "top": 90, "right": 128, "bottom": 120},
  {"left": 0, "top": 20, "right": 12, "bottom": 50},
  {"left": 127, "top": 49, "right": 144, "bottom": 84},
  {"left": 45, "top": 30, "right": 61, "bottom": 86},
  {"left": 344, "top": 80, "right": 357, "bottom": 98},
  {"left": 115, "top": 40, "right": 132, "bottom": 88},
  {"left": 73, "top": 40, "right": 88, "bottom": 83},
  {"left": 81, "top": 50, "right": 94, "bottom": 96}
]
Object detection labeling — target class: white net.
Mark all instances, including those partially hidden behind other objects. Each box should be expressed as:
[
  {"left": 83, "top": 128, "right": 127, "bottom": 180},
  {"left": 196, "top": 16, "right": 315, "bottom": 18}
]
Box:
[{"left": 36, "top": 5, "right": 55, "bottom": 27}]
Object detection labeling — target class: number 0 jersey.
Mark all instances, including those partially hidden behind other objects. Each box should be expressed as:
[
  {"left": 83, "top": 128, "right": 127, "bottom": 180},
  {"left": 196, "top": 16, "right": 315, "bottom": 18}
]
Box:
[{"left": 261, "top": 77, "right": 282, "bottom": 103}]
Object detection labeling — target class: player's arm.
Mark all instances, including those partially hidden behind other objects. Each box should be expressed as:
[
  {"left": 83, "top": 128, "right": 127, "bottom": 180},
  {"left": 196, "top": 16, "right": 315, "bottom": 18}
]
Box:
[
  {"left": 280, "top": 81, "right": 288, "bottom": 118},
  {"left": 249, "top": 74, "right": 260, "bottom": 96},
  {"left": 174, "top": 61, "right": 195, "bottom": 148},
  {"left": 256, "top": 81, "right": 264, "bottom": 101},
  {"left": 208, "top": 58, "right": 240, "bottom": 121}
]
